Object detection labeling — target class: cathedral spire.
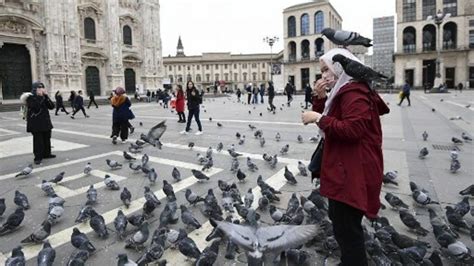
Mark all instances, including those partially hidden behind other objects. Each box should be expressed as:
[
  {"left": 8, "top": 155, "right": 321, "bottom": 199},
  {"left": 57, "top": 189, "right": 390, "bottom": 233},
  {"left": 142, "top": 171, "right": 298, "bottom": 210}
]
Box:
[{"left": 176, "top": 36, "right": 185, "bottom": 57}]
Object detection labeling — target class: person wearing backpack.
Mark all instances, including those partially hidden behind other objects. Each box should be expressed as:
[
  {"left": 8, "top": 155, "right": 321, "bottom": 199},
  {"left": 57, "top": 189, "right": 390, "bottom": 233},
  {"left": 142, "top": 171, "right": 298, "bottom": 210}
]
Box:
[
  {"left": 110, "top": 87, "right": 132, "bottom": 144},
  {"left": 54, "top": 91, "right": 69, "bottom": 115},
  {"left": 25, "top": 82, "right": 56, "bottom": 165},
  {"left": 180, "top": 80, "right": 203, "bottom": 135},
  {"left": 70, "top": 90, "right": 89, "bottom": 119}
]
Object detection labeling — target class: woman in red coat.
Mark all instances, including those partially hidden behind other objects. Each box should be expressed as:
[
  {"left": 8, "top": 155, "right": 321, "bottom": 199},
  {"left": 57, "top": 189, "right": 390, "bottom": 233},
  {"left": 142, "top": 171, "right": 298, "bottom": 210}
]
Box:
[
  {"left": 302, "top": 48, "right": 389, "bottom": 266},
  {"left": 175, "top": 84, "right": 186, "bottom": 123}
]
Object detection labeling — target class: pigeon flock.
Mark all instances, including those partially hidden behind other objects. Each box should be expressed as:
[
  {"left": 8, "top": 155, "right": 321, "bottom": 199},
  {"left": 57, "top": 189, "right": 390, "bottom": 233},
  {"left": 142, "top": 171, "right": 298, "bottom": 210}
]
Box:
[{"left": 1, "top": 27, "right": 473, "bottom": 266}]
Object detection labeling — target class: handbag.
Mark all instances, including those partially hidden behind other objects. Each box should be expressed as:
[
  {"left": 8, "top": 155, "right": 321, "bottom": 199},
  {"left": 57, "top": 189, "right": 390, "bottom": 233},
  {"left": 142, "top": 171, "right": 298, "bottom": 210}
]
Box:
[{"left": 308, "top": 138, "right": 324, "bottom": 178}]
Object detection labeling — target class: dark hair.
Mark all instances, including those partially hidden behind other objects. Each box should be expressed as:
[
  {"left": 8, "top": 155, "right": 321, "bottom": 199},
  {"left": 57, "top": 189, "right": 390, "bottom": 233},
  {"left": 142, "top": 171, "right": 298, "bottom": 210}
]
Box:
[
  {"left": 186, "top": 80, "right": 196, "bottom": 90},
  {"left": 177, "top": 84, "right": 183, "bottom": 91},
  {"left": 55, "top": 90, "right": 60, "bottom": 96}
]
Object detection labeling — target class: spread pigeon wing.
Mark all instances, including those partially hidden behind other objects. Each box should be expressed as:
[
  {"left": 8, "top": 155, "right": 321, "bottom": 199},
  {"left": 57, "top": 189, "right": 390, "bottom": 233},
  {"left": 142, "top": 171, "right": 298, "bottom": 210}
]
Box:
[
  {"left": 216, "top": 221, "right": 257, "bottom": 251},
  {"left": 147, "top": 120, "right": 167, "bottom": 141},
  {"left": 256, "top": 224, "right": 318, "bottom": 251}
]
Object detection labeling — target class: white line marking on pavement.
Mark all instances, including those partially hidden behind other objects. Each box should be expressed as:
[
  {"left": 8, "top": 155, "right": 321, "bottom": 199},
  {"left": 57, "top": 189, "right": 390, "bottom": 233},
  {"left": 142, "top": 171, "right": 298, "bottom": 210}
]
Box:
[
  {"left": 160, "top": 165, "right": 298, "bottom": 263},
  {"left": 445, "top": 100, "right": 474, "bottom": 111},
  {"left": 0, "top": 128, "right": 21, "bottom": 137},
  {"left": 0, "top": 136, "right": 87, "bottom": 159},
  {"left": 0, "top": 151, "right": 118, "bottom": 181},
  {"left": 1, "top": 168, "right": 223, "bottom": 262},
  {"left": 35, "top": 170, "right": 128, "bottom": 199},
  {"left": 0, "top": 116, "right": 20, "bottom": 121}
]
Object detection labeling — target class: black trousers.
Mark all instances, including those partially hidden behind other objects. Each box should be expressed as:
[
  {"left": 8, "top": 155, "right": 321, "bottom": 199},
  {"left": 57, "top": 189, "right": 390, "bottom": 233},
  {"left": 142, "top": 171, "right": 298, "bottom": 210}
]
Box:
[
  {"left": 328, "top": 199, "right": 368, "bottom": 266},
  {"left": 268, "top": 96, "right": 275, "bottom": 111},
  {"left": 72, "top": 106, "right": 87, "bottom": 117},
  {"left": 112, "top": 121, "right": 129, "bottom": 141},
  {"left": 287, "top": 94, "right": 293, "bottom": 105},
  {"left": 32, "top": 131, "right": 52, "bottom": 160},
  {"left": 178, "top": 112, "right": 186, "bottom": 122},
  {"left": 55, "top": 104, "right": 69, "bottom": 115},
  {"left": 247, "top": 94, "right": 251, "bottom": 104},
  {"left": 186, "top": 108, "right": 202, "bottom": 132},
  {"left": 398, "top": 93, "right": 411, "bottom": 106},
  {"left": 88, "top": 98, "right": 98, "bottom": 108}
]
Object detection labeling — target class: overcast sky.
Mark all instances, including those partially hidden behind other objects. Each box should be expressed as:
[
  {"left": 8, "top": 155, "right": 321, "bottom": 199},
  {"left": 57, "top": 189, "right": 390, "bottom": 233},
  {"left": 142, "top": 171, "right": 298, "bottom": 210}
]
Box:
[{"left": 160, "top": 0, "right": 396, "bottom": 56}]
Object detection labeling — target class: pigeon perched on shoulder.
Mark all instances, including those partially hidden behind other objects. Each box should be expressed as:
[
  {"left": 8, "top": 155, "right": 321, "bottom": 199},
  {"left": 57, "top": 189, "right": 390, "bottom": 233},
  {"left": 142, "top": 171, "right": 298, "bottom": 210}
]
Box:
[
  {"left": 332, "top": 54, "right": 387, "bottom": 82},
  {"left": 15, "top": 164, "right": 33, "bottom": 178},
  {"left": 321, "top": 27, "right": 372, "bottom": 47}
]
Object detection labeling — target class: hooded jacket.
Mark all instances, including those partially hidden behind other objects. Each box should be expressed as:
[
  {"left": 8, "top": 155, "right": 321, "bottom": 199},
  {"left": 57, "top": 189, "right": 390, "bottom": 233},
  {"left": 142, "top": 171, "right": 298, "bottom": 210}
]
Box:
[
  {"left": 25, "top": 92, "right": 55, "bottom": 133},
  {"left": 312, "top": 81, "right": 389, "bottom": 219}
]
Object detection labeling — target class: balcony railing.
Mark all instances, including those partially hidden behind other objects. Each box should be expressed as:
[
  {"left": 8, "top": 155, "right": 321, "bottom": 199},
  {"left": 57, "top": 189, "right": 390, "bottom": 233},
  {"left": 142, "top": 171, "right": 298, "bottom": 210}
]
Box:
[
  {"left": 442, "top": 42, "right": 456, "bottom": 50},
  {"left": 403, "top": 45, "right": 416, "bottom": 53}
]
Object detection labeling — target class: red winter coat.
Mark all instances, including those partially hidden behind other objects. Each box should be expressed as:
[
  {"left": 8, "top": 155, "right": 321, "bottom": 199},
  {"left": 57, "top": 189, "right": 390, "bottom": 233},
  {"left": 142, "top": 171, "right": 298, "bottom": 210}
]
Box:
[
  {"left": 312, "top": 81, "right": 389, "bottom": 219},
  {"left": 176, "top": 90, "right": 185, "bottom": 113}
]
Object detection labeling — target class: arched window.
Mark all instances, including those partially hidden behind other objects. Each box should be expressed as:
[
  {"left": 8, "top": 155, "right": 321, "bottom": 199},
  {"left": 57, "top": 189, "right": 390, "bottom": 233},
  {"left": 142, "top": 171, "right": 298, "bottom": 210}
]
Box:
[
  {"left": 169, "top": 75, "right": 174, "bottom": 83},
  {"left": 422, "top": 0, "right": 436, "bottom": 19},
  {"left": 288, "top": 16, "right": 296, "bottom": 37},
  {"left": 443, "top": 22, "right": 457, "bottom": 49},
  {"left": 262, "top": 72, "right": 266, "bottom": 81},
  {"left": 243, "top": 73, "right": 247, "bottom": 82},
  {"left": 123, "top": 25, "right": 132, "bottom": 45},
  {"left": 314, "top": 11, "right": 324, "bottom": 34},
  {"left": 177, "top": 75, "right": 183, "bottom": 83},
  {"left": 196, "top": 74, "right": 201, "bottom": 82},
  {"left": 215, "top": 74, "right": 219, "bottom": 81},
  {"left": 443, "top": 0, "right": 457, "bottom": 16},
  {"left": 234, "top": 73, "right": 238, "bottom": 81},
  {"left": 84, "top": 17, "right": 96, "bottom": 40},
  {"left": 422, "top": 24, "right": 436, "bottom": 51},
  {"left": 252, "top": 72, "right": 257, "bottom": 81},
  {"left": 315, "top": 38, "right": 324, "bottom": 57},
  {"left": 403, "top": 0, "right": 416, "bottom": 22},
  {"left": 301, "top": 40, "right": 310, "bottom": 60},
  {"left": 288, "top": 41, "right": 297, "bottom": 61},
  {"left": 224, "top": 73, "right": 229, "bottom": 81},
  {"left": 206, "top": 74, "right": 210, "bottom": 82},
  {"left": 403, "top": 27, "right": 416, "bottom": 53},
  {"left": 300, "top": 14, "right": 310, "bottom": 36}
]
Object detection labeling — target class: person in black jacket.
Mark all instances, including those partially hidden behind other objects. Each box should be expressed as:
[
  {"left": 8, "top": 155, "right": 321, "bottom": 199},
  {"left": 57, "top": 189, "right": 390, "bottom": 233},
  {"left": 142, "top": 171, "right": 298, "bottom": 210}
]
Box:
[
  {"left": 26, "top": 82, "right": 55, "bottom": 165},
  {"left": 87, "top": 90, "right": 98, "bottom": 109},
  {"left": 304, "top": 83, "right": 312, "bottom": 109},
  {"left": 71, "top": 90, "right": 89, "bottom": 119},
  {"left": 285, "top": 82, "right": 294, "bottom": 106},
  {"left": 54, "top": 91, "right": 69, "bottom": 115},
  {"left": 267, "top": 81, "right": 276, "bottom": 112},
  {"left": 110, "top": 87, "right": 132, "bottom": 144},
  {"left": 68, "top": 90, "right": 76, "bottom": 112},
  {"left": 181, "top": 80, "right": 203, "bottom": 135}
]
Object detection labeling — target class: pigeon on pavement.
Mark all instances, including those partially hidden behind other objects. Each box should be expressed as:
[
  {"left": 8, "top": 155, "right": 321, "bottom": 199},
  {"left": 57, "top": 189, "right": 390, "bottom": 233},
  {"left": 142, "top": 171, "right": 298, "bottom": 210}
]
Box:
[
  {"left": 176, "top": 229, "right": 201, "bottom": 260},
  {"left": 104, "top": 175, "right": 120, "bottom": 190},
  {"left": 459, "top": 184, "right": 474, "bottom": 196},
  {"left": 246, "top": 157, "right": 259, "bottom": 172},
  {"left": 418, "top": 147, "right": 429, "bottom": 159},
  {"left": 452, "top": 137, "right": 463, "bottom": 144},
  {"left": 284, "top": 166, "right": 297, "bottom": 185},
  {"left": 280, "top": 144, "right": 290, "bottom": 155},
  {"left": 275, "top": 132, "right": 281, "bottom": 142},
  {"left": 322, "top": 27, "right": 372, "bottom": 47},
  {"left": 0, "top": 198, "right": 5, "bottom": 217},
  {"left": 21, "top": 220, "right": 51, "bottom": 244},
  {"left": 6, "top": 246, "right": 25, "bottom": 266},
  {"left": 48, "top": 171, "right": 65, "bottom": 184},
  {"left": 120, "top": 187, "right": 132, "bottom": 208},
  {"left": 14, "top": 190, "right": 29, "bottom": 210},
  {"left": 297, "top": 161, "right": 308, "bottom": 176},
  {"left": 180, "top": 205, "right": 201, "bottom": 229},
  {"left": 422, "top": 131, "right": 428, "bottom": 141},
  {"left": 125, "top": 221, "right": 149, "bottom": 249},
  {"left": 332, "top": 54, "right": 387, "bottom": 82},
  {"left": 71, "top": 227, "right": 96, "bottom": 252},
  {"left": 123, "top": 151, "right": 136, "bottom": 161},
  {"left": 236, "top": 169, "right": 247, "bottom": 183},
  {"left": 37, "top": 240, "right": 56, "bottom": 266},
  {"left": 409, "top": 181, "right": 439, "bottom": 205},
  {"left": 15, "top": 164, "right": 33, "bottom": 178},
  {"left": 450, "top": 159, "right": 461, "bottom": 173},
  {"left": 185, "top": 189, "right": 205, "bottom": 205},
  {"left": 461, "top": 132, "right": 472, "bottom": 142},
  {"left": 41, "top": 180, "right": 56, "bottom": 197},
  {"left": 89, "top": 209, "right": 108, "bottom": 238},
  {"left": 399, "top": 209, "right": 429, "bottom": 236},
  {"left": 195, "top": 240, "right": 220, "bottom": 266},
  {"left": 244, "top": 188, "right": 254, "bottom": 208},
  {"left": 106, "top": 159, "right": 122, "bottom": 169},
  {"left": 171, "top": 167, "right": 181, "bottom": 182},
  {"left": 191, "top": 169, "right": 210, "bottom": 182},
  {"left": 116, "top": 254, "right": 137, "bottom": 266},
  {"left": 86, "top": 185, "right": 97, "bottom": 205},
  {"left": 384, "top": 192, "right": 409, "bottom": 210},
  {"left": 114, "top": 210, "right": 128, "bottom": 240}
]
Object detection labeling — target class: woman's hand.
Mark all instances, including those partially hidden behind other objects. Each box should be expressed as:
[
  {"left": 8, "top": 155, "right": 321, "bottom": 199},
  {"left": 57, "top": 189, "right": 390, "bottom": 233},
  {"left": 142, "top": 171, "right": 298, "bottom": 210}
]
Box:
[
  {"left": 301, "top": 111, "right": 322, "bottom": 125},
  {"left": 313, "top": 79, "right": 327, "bottom": 98}
]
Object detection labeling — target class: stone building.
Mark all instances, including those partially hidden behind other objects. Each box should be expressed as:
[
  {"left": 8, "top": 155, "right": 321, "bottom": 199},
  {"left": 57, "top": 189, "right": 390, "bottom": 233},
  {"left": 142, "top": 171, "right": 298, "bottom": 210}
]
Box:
[
  {"left": 163, "top": 37, "right": 282, "bottom": 91},
  {"left": 394, "top": 0, "right": 474, "bottom": 89},
  {"left": 282, "top": 0, "right": 342, "bottom": 91},
  {"left": 0, "top": 0, "right": 163, "bottom": 101},
  {"left": 373, "top": 16, "right": 395, "bottom": 79}
]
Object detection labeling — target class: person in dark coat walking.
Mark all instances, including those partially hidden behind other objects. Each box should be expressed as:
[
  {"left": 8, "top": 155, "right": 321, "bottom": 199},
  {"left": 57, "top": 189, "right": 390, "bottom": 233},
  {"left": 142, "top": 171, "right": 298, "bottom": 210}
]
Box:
[
  {"left": 68, "top": 90, "right": 76, "bottom": 112},
  {"left": 24, "top": 82, "right": 56, "bottom": 165},
  {"left": 285, "top": 82, "right": 294, "bottom": 106},
  {"left": 252, "top": 84, "right": 259, "bottom": 104},
  {"left": 181, "top": 80, "right": 203, "bottom": 135},
  {"left": 304, "top": 83, "right": 312, "bottom": 109},
  {"left": 175, "top": 84, "right": 186, "bottom": 123},
  {"left": 267, "top": 81, "right": 276, "bottom": 112},
  {"left": 70, "top": 90, "right": 89, "bottom": 119},
  {"left": 87, "top": 90, "right": 98, "bottom": 109},
  {"left": 54, "top": 91, "right": 69, "bottom": 115},
  {"left": 302, "top": 48, "right": 389, "bottom": 266},
  {"left": 236, "top": 88, "right": 241, "bottom": 102},
  {"left": 110, "top": 87, "right": 132, "bottom": 144},
  {"left": 259, "top": 84, "right": 265, "bottom": 104},
  {"left": 246, "top": 83, "right": 252, "bottom": 104},
  {"left": 398, "top": 80, "right": 411, "bottom": 106}
]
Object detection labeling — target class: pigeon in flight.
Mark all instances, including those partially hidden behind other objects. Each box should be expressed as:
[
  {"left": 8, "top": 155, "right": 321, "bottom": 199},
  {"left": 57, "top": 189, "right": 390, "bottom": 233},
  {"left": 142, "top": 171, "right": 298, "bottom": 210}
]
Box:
[
  {"left": 215, "top": 220, "right": 318, "bottom": 266},
  {"left": 322, "top": 27, "right": 372, "bottom": 47},
  {"left": 140, "top": 120, "right": 167, "bottom": 146},
  {"left": 15, "top": 164, "right": 33, "bottom": 178},
  {"left": 332, "top": 54, "right": 387, "bottom": 82}
]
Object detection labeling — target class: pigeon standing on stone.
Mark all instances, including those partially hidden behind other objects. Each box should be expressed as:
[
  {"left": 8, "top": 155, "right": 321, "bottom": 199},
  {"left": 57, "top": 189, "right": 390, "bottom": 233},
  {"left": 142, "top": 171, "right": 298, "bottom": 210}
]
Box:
[
  {"left": 332, "top": 54, "right": 387, "bottom": 82},
  {"left": 236, "top": 169, "right": 247, "bottom": 183},
  {"left": 280, "top": 144, "right": 290, "bottom": 155},
  {"left": 37, "top": 240, "right": 56, "bottom": 266},
  {"left": 123, "top": 151, "right": 136, "bottom": 161},
  {"left": 0, "top": 208, "right": 25, "bottom": 235},
  {"left": 15, "top": 164, "right": 33, "bottom": 178},
  {"left": 450, "top": 159, "right": 461, "bottom": 173},
  {"left": 89, "top": 209, "right": 108, "bottom": 238},
  {"left": 216, "top": 142, "right": 223, "bottom": 152},
  {"left": 104, "top": 175, "right": 120, "bottom": 190},
  {"left": 284, "top": 166, "right": 297, "bottom": 185},
  {"left": 185, "top": 189, "right": 205, "bottom": 205},
  {"left": 452, "top": 137, "right": 463, "bottom": 144},
  {"left": 162, "top": 180, "right": 176, "bottom": 201},
  {"left": 176, "top": 229, "right": 201, "bottom": 260},
  {"left": 70, "top": 227, "right": 96, "bottom": 252},
  {"left": 83, "top": 162, "right": 92, "bottom": 175},
  {"left": 48, "top": 171, "right": 65, "bottom": 184},
  {"left": 459, "top": 185, "right": 474, "bottom": 196},
  {"left": 382, "top": 170, "right": 398, "bottom": 186},
  {"left": 120, "top": 187, "right": 132, "bottom": 208},
  {"left": 180, "top": 205, "right": 201, "bottom": 229},
  {"left": 41, "top": 180, "right": 56, "bottom": 197},
  {"left": 409, "top": 181, "right": 438, "bottom": 205},
  {"left": 114, "top": 210, "right": 128, "bottom": 239},
  {"left": 14, "top": 190, "right": 30, "bottom": 210},
  {"left": 461, "top": 132, "right": 472, "bottom": 142},
  {"left": 399, "top": 209, "right": 429, "bottom": 236},
  {"left": 418, "top": 147, "right": 429, "bottom": 159},
  {"left": 106, "top": 159, "right": 122, "bottom": 169},
  {"left": 384, "top": 192, "right": 409, "bottom": 209},
  {"left": 6, "top": 246, "right": 25, "bottom": 266},
  {"left": 297, "top": 135, "right": 303, "bottom": 143},
  {"left": 125, "top": 221, "right": 149, "bottom": 249},
  {"left": 195, "top": 240, "right": 220, "bottom": 266},
  {"left": 422, "top": 131, "right": 428, "bottom": 141},
  {"left": 246, "top": 157, "right": 259, "bottom": 172},
  {"left": 21, "top": 220, "right": 51, "bottom": 244},
  {"left": 147, "top": 168, "right": 158, "bottom": 185},
  {"left": 297, "top": 161, "right": 308, "bottom": 176},
  {"left": 172, "top": 167, "right": 181, "bottom": 182},
  {"left": 116, "top": 254, "right": 137, "bottom": 266},
  {"left": 244, "top": 188, "right": 254, "bottom": 208},
  {"left": 86, "top": 185, "right": 97, "bottom": 205},
  {"left": 275, "top": 132, "right": 281, "bottom": 142},
  {"left": 191, "top": 169, "right": 210, "bottom": 182},
  {"left": 321, "top": 27, "right": 372, "bottom": 47}
]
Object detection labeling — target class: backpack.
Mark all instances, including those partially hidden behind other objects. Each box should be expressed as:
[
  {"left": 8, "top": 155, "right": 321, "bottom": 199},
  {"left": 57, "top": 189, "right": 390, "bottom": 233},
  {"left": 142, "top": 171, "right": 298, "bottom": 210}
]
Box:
[{"left": 19, "top": 92, "right": 32, "bottom": 120}]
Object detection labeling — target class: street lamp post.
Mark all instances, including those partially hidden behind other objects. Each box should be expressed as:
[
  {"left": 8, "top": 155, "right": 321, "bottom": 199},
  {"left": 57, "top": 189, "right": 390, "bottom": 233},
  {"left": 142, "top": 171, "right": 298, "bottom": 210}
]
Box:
[
  {"left": 428, "top": 10, "right": 450, "bottom": 88},
  {"left": 263, "top": 36, "right": 279, "bottom": 82}
]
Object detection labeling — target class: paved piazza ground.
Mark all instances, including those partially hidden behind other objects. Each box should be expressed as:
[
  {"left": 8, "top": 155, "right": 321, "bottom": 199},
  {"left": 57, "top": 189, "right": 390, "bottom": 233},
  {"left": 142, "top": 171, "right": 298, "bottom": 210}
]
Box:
[{"left": 0, "top": 91, "right": 472, "bottom": 265}]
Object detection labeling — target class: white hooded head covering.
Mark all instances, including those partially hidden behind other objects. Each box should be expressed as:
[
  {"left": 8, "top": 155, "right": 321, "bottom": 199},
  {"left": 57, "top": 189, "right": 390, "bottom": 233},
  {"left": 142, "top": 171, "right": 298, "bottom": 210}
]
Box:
[{"left": 319, "top": 48, "right": 362, "bottom": 116}]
